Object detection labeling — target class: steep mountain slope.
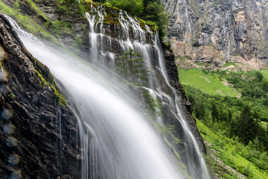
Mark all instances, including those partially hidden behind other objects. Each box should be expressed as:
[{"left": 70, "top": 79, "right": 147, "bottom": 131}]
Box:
[
  {"left": 162, "top": 0, "right": 268, "bottom": 70},
  {"left": 0, "top": 15, "right": 80, "bottom": 178},
  {"left": 161, "top": 0, "right": 268, "bottom": 178},
  {"left": 0, "top": 0, "right": 207, "bottom": 151},
  {"left": 0, "top": 0, "right": 211, "bottom": 178}
]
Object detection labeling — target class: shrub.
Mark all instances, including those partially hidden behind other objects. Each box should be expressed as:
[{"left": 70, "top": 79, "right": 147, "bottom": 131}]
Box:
[{"left": 106, "top": 0, "right": 144, "bottom": 16}]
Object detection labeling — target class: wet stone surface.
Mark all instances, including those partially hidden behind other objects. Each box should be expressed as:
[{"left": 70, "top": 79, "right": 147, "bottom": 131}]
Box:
[{"left": 0, "top": 15, "right": 81, "bottom": 178}]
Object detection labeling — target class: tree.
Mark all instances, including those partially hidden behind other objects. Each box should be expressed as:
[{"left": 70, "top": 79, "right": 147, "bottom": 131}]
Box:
[
  {"left": 195, "top": 102, "right": 206, "bottom": 120},
  {"left": 142, "top": 0, "right": 168, "bottom": 38},
  {"left": 263, "top": 96, "right": 268, "bottom": 106},
  {"left": 235, "top": 105, "right": 259, "bottom": 144},
  {"left": 211, "top": 103, "right": 219, "bottom": 121},
  {"left": 106, "top": 0, "right": 144, "bottom": 16},
  {"left": 262, "top": 81, "right": 268, "bottom": 91},
  {"left": 255, "top": 71, "right": 264, "bottom": 82},
  {"left": 228, "top": 110, "right": 232, "bottom": 122}
]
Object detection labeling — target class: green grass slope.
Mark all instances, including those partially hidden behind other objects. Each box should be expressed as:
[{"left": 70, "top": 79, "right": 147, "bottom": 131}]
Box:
[
  {"left": 197, "top": 120, "right": 268, "bottom": 179},
  {"left": 178, "top": 68, "right": 268, "bottom": 179},
  {"left": 261, "top": 70, "right": 268, "bottom": 80},
  {"left": 179, "top": 69, "right": 240, "bottom": 97}
]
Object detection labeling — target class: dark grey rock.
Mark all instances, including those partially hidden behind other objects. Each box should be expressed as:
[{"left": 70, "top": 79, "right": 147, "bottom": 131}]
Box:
[{"left": 0, "top": 15, "right": 81, "bottom": 179}]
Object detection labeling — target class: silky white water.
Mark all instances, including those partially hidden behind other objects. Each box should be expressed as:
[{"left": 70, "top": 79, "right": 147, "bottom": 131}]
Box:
[
  {"left": 9, "top": 21, "right": 185, "bottom": 179},
  {"left": 84, "top": 9, "right": 210, "bottom": 179},
  {"left": 5, "top": 6, "right": 211, "bottom": 178}
]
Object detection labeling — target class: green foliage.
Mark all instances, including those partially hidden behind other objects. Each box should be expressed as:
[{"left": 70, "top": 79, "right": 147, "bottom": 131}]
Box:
[
  {"left": 261, "top": 70, "right": 268, "bottom": 80},
  {"left": 179, "top": 68, "right": 268, "bottom": 178},
  {"left": 142, "top": 0, "right": 168, "bottom": 38},
  {"left": 96, "top": 0, "right": 168, "bottom": 39},
  {"left": 116, "top": 50, "right": 148, "bottom": 86},
  {"left": 256, "top": 71, "right": 264, "bottom": 82},
  {"left": 106, "top": 0, "right": 144, "bottom": 16},
  {"left": 179, "top": 69, "right": 240, "bottom": 97},
  {"left": 197, "top": 120, "right": 268, "bottom": 179},
  {"left": 232, "top": 105, "right": 260, "bottom": 144},
  {"left": 35, "top": 70, "right": 66, "bottom": 105},
  {"left": 0, "top": 1, "right": 55, "bottom": 41},
  {"left": 143, "top": 89, "right": 162, "bottom": 116},
  {"left": 56, "top": 0, "right": 82, "bottom": 16},
  {"left": 26, "top": 0, "right": 49, "bottom": 21}
]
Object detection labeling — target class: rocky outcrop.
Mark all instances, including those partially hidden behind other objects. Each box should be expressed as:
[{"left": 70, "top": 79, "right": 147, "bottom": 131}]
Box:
[
  {"left": 0, "top": 0, "right": 209, "bottom": 176},
  {"left": 162, "top": 43, "right": 206, "bottom": 152},
  {"left": 0, "top": 0, "right": 154, "bottom": 57},
  {"left": 0, "top": 15, "right": 80, "bottom": 179},
  {"left": 162, "top": 0, "right": 268, "bottom": 69}
]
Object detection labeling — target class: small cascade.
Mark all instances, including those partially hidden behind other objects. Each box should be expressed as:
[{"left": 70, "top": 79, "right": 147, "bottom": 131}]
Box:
[
  {"left": 154, "top": 34, "right": 210, "bottom": 178},
  {"left": 86, "top": 12, "right": 98, "bottom": 62}
]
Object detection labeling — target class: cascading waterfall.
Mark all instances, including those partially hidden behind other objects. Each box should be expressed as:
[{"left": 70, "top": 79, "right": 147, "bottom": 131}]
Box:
[
  {"left": 86, "top": 7, "right": 211, "bottom": 179},
  {"left": 5, "top": 5, "right": 210, "bottom": 179},
  {"left": 10, "top": 32, "right": 183, "bottom": 179}
]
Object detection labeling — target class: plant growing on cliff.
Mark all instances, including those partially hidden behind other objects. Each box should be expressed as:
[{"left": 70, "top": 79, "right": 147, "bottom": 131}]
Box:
[
  {"left": 94, "top": 0, "right": 168, "bottom": 39},
  {"left": 142, "top": 0, "right": 168, "bottom": 38},
  {"left": 106, "top": 0, "right": 144, "bottom": 16}
]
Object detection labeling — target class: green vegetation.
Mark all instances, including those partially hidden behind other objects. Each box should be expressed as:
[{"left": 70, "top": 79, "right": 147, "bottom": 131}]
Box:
[
  {"left": 223, "top": 62, "right": 238, "bottom": 68},
  {"left": 95, "top": 0, "right": 168, "bottom": 38},
  {"left": 35, "top": 69, "right": 66, "bottom": 105},
  {"left": 25, "top": 0, "right": 49, "bottom": 21},
  {"left": 105, "top": 0, "right": 144, "bottom": 16},
  {"left": 116, "top": 50, "right": 148, "bottom": 86},
  {"left": 0, "top": 1, "right": 55, "bottom": 41},
  {"left": 179, "top": 69, "right": 240, "bottom": 97},
  {"left": 179, "top": 68, "right": 268, "bottom": 178},
  {"left": 261, "top": 70, "right": 268, "bottom": 80},
  {"left": 0, "top": 0, "right": 167, "bottom": 47},
  {"left": 198, "top": 119, "right": 268, "bottom": 179}
]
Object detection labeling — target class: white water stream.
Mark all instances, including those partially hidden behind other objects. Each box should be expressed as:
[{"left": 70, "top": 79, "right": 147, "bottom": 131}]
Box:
[{"left": 5, "top": 6, "right": 211, "bottom": 178}]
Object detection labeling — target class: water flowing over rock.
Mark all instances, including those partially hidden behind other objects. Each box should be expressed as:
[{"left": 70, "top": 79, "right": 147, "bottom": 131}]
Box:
[
  {"left": 162, "top": 0, "right": 268, "bottom": 69},
  {"left": 1, "top": 2, "right": 211, "bottom": 179},
  {"left": 0, "top": 15, "right": 81, "bottom": 179},
  {"left": 80, "top": 6, "right": 210, "bottom": 179}
]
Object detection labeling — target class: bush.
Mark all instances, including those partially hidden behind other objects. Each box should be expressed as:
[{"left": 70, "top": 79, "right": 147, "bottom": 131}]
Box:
[
  {"left": 142, "top": 0, "right": 168, "bottom": 38},
  {"left": 106, "top": 0, "right": 144, "bottom": 16},
  {"left": 103, "top": 0, "right": 168, "bottom": 39},
  {"left": 256, "top": 71, "right": 264, "bottom": 82}
]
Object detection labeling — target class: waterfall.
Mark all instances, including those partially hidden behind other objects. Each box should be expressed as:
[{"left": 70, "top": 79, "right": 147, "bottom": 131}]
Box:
[
  {"left": 84, "top": 7, "right": 211, "bottom": 179},
  {"left": 5, "top": 6, "right": 210, "bottom": 179}
]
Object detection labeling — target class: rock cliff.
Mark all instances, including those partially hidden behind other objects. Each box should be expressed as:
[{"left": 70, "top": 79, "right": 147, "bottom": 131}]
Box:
[
  {"left": 162, "top": 0, "right": 268, "bottom": 70},
  {"left": 0, "top": 1, "right": 209, "bottom": 178},
  {"left": 0, "top": 15, "right": 80, "bottom": 179}
]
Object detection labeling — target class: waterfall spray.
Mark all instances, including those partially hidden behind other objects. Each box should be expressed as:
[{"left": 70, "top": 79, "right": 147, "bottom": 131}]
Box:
[{"left": 5, "top": 6, "right": 211, "bottom": 178}]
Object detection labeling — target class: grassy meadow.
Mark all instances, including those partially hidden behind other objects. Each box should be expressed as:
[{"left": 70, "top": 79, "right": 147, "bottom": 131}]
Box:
[{"left": 178, "top": 68, "right": 268, "bottom": 179}]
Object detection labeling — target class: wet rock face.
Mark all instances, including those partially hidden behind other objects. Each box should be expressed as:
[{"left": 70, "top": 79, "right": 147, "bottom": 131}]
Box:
[
  {"left": 162, "top": 0, "right": 268, "bottom": 68},
  {"left": 0, "top": 0, "right": 208, "bottom": 174},
  {"left": 162, "top": 43, "right": 206, "bottom": 152},
  {"left": 0, "top": 15, "right": 81, "bottom": 179}
]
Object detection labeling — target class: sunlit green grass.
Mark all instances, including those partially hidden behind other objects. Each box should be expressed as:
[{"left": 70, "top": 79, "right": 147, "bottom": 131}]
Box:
[
  {"left": 197, "top": 120, "right": 268, "bottom": 179},
  {"left": 261, "top": 70, "right": 268, "bottom": 80},
  {"left": 178, "top": 69, "right": 240, "bottom": 97},
  {"left": 0, "top": 1, "right": 55, "bottom": 41}
]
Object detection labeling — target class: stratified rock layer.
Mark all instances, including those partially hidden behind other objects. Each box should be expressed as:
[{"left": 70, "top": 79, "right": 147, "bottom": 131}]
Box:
[
  {"left": 162, "top": 0, "right": 268, "bottom": 69},
  {"left": 0, "top": 15, "right": 81, "bottom": 179}
]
